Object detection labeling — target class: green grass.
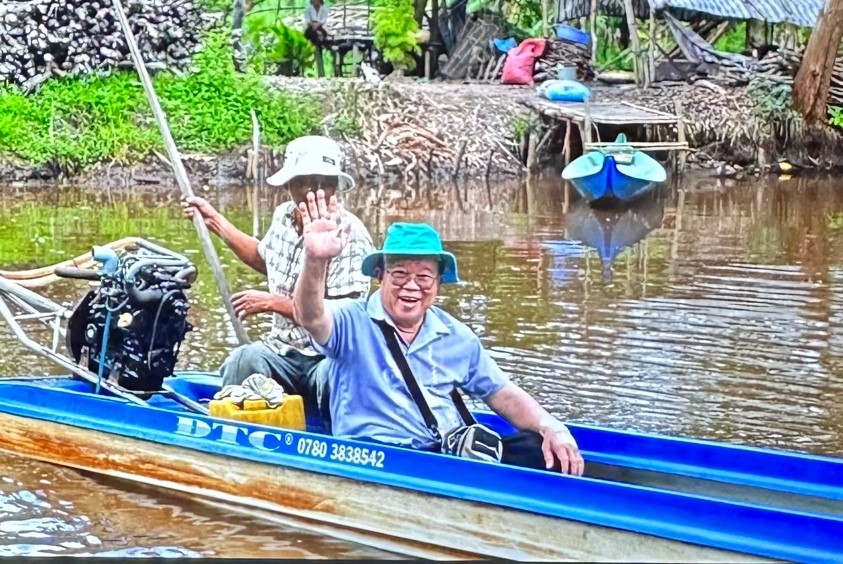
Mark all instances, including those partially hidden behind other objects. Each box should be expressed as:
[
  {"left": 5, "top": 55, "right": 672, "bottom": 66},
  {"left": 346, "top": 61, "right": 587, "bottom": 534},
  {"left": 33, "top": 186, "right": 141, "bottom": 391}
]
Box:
[{"left": 0, "top": 31, "right": 321, "bottom": 174}]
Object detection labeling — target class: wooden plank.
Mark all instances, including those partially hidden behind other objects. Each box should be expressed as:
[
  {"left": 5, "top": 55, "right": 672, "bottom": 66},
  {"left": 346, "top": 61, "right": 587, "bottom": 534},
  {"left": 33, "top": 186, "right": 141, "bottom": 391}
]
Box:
[
  {"left": 620, "top": 101, "right": 678, "bottom": 119},
  {"left": 584, "top": 142, "right": 689, "bottom": 150},
  {"left": 522, "top": 98, "right": 680, "bottom": 125},
  {"left": 590, "top": 115, "right": 679, "bottom": 125}
]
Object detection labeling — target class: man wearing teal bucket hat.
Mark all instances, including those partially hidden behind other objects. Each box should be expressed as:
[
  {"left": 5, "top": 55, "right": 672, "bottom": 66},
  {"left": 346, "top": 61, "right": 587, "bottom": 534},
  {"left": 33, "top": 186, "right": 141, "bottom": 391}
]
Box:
[{"left": 291, "top": 191, "right": 584, "bottom": 475}]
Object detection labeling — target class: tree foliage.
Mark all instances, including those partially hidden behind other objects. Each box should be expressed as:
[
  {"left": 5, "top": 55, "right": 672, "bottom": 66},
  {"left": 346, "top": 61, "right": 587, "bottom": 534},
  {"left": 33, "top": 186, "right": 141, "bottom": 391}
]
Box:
[{"left": 373, "top": 0, "right": 421, "bottom": 70}]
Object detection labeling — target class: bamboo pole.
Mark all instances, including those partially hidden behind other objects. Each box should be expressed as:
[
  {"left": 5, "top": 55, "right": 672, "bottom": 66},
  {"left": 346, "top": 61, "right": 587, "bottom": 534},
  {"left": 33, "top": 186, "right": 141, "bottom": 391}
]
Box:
[
  {"left": 648, "top": 11, "right": 656, "bottom": 87},
  {"left": 620, "top": 0, "right": 643, "bottom": 86},
  {"left": 111, "top": 0, "right": 250, "bottom": 345},
  {"left": 589, "top": 0, "right": 598, "bottom": 65},
  {"left": 250, "top": 109, "right": 261, "bottom": 238},
  {"left": 562, "top": 119, "right": 572, "bottom": 165}
]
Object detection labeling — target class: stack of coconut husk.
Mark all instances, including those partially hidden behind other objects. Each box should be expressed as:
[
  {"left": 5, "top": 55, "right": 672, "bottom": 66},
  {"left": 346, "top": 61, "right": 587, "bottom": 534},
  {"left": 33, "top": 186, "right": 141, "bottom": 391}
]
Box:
[{"left": 0, "top": 0, "right": 210, "bottom": 92}]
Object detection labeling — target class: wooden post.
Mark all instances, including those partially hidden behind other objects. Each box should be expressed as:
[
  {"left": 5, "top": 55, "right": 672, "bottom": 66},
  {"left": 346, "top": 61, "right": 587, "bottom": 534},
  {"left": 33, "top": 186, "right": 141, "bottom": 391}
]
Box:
[
  {"left": 648, "top": 10, "right": 656, "bottom": 86},
  {"left": 111, "top": 0, "right": 249, "bottom": 345},
  {"left": 430, "top": 0, "right": 440, "bottom": 77},
  {"left": 590, "top": 0, "right": 598, "bottom": 65},
  {"left": 621, "top": 0, "right": 643, "bottom": 86},
  {"left": 562, "top": 119, "right": 572, "bottom": 164},
  {"left": 674, "top": 100, "right": 687, "bottom": 173},
  {"left": 352, "top": 43, "right": 360, "bottom": 77},
  {"left": 542, "top": 0, "right": 549, "bottom": 36},
  {"left": 527, "top": 131, "right": 539, "bottom": 173}
]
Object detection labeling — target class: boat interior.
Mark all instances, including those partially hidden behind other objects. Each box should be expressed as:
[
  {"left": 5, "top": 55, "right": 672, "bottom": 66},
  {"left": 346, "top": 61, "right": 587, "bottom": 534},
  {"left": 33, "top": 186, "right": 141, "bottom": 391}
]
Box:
[{"left": 7, "top": 371, "right": 842, "bottom": 520}]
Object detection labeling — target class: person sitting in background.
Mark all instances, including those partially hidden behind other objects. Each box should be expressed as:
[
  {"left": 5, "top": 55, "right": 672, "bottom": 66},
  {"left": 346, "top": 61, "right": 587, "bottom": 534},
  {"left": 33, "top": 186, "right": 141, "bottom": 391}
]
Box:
[
  {"left": 291, "top": 192, "right": 584, "bottom": 475},
  {"left": 181, "top": 136, "right": 373, "bottom": 426},
  {"left": 304, "top": 0, "right": 329, "bottom": 77}
]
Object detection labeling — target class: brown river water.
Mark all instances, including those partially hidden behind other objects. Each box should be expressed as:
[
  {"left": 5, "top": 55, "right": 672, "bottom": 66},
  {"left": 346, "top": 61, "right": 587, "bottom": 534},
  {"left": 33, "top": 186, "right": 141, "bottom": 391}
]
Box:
[{"left": 0, "top": 173, "right": 841, "bottom": 557}]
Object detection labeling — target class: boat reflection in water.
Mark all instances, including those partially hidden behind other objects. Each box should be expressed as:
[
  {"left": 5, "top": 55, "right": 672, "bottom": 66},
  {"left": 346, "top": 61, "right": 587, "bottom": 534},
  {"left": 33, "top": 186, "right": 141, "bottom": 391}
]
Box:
[{"left": 563, "top": 196, "right": 665, "bottom": 283}]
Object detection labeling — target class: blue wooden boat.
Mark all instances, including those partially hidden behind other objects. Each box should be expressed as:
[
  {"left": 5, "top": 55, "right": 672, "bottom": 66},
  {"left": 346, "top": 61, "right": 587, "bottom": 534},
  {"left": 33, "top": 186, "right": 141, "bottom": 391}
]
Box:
[
  {"left": 0, "top": 239, "right": 841, "bottom": 562},
  {"left": 562, "top": 134, "right": 667, "bottom": 204},
  {"left": 0, "top": 374, "right": 839, "bottom": 562}
]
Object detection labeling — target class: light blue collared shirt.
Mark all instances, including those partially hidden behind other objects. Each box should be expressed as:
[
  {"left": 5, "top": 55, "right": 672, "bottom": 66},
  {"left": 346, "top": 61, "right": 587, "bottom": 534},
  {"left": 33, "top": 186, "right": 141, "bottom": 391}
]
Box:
[{"left": 313, "top": 290, "right": 510, "bottom": 448}]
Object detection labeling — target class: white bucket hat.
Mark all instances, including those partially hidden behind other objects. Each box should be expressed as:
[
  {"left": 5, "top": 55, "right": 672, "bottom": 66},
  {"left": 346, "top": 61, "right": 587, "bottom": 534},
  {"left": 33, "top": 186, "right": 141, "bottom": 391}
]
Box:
[{"left": 266, "top": 135, "right": 355, "bottom": 192}]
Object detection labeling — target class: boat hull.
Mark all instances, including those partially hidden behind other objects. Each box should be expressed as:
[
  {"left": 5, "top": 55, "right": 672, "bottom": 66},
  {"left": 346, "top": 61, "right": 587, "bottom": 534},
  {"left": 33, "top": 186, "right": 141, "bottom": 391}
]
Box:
[
  {"left": 567, "top": 155, "right": 660, "bottom": 203},
  {"left": 0, "top": 375, "right": 840, "bottom": 563},
  {"left": 562, "top": 136, "right": 667, "bottom": 204},
  {"left": 0, "top": 411, "right": 759, "bottom": 562}
]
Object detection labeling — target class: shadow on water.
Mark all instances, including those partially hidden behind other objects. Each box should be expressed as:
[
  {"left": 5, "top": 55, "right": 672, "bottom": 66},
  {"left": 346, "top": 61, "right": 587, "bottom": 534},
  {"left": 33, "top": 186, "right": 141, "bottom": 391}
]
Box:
[{"left": 1, "top": 172, "right": 843, "bottom": 554}]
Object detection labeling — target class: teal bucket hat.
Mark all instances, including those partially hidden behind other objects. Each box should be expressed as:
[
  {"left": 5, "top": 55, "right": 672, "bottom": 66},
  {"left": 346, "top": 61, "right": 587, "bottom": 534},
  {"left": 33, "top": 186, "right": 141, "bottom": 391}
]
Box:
[{"left": 361, "top": 222, "right": 459, "bottom": 284}]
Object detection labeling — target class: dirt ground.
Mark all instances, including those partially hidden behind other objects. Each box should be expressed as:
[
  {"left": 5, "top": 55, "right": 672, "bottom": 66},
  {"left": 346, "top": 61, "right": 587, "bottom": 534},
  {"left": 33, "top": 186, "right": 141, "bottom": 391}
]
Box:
[{"left": 2, "top": 75, "right": 841, "bottom": 188}]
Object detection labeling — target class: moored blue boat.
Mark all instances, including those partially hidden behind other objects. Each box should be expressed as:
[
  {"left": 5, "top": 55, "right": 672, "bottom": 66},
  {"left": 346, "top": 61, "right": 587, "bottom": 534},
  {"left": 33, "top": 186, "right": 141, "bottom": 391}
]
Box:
[{"left": 562, "top": 134, "right": 667, "bottom": 204}]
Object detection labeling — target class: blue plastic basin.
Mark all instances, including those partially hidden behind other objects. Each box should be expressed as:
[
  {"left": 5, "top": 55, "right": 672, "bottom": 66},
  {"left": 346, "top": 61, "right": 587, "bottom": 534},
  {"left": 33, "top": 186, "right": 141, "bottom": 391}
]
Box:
[{"left": 555, "top": 24, "right": 590, "bottom": 45}]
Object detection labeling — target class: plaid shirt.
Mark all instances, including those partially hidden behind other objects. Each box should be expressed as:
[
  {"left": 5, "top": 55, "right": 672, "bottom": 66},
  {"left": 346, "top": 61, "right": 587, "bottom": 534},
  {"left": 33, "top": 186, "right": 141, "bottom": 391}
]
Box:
[{"left": 257, "top": 201, "right": 374, "bottom": 355}]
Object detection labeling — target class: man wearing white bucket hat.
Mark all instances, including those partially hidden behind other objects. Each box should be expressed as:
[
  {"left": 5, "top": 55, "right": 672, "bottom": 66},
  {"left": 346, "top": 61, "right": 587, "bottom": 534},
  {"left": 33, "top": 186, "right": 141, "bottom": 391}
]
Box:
[{"left": 182, "top": 135, "right": 373, "bottom": 426}]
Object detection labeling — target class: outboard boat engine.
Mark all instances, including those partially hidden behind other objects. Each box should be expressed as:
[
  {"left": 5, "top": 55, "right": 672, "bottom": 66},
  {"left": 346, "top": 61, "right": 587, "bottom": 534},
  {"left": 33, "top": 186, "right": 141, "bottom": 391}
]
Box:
[{"left": 62, "top": 244, "right": 195, "bottom": 394}]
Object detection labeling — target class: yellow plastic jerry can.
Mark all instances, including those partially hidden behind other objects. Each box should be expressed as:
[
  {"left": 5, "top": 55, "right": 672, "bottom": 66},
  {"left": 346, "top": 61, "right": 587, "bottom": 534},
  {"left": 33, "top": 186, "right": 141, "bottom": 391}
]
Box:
[{"left": 208, "top": 395, "right": 306, "bottom": 430}]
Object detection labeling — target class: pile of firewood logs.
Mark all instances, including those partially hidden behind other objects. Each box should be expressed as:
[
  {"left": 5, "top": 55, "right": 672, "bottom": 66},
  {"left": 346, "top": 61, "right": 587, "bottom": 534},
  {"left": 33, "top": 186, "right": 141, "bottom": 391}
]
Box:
[
  {"left": 533, "top": 38, "right": 595, "bottom": 83},
  {"left": 694, "top": 46, "right": 803, "bottom": 87},
  {"left": 0, "top": 0, "right": 208, "bottom": 91},
  {"left": 830, "top": 53, "right": 843, "bottom": 107}
]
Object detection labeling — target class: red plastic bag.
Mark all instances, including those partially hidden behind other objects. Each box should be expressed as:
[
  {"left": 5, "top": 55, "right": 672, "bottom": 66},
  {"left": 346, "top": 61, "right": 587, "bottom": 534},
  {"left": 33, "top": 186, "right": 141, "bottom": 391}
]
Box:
[{"left": 501, "top": 38, "right": 547, "bottom": 86}]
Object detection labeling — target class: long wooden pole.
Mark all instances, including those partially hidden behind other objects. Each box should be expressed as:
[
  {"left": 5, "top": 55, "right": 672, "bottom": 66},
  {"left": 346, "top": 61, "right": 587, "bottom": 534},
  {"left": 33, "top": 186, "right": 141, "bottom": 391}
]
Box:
[{"left": 111, "top": 0, "right": 250, "bottom": 345}]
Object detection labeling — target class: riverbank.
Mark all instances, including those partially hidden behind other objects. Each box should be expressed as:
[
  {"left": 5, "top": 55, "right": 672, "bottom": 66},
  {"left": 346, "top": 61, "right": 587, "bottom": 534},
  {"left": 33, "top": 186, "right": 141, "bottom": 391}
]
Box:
[{"left": 2, "top": 74, "right": 842, "bottom": 188}]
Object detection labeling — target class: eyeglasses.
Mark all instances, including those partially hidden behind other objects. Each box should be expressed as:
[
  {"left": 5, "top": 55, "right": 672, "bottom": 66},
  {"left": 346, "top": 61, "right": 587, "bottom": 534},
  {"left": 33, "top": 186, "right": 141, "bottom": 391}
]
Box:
[
  {"left": 289, "top": 177, "right": 339, "bottom": 192},
  {"left": 386, "top": 269, "right": 438, "bottom": 290}
]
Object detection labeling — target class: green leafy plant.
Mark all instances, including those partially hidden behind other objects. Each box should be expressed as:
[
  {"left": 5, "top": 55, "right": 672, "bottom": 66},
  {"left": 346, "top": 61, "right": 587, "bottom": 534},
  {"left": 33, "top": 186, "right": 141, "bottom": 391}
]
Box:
[
  {"left": 713, "top": 22, "right": 747, "bottom": 54},
  {"left": 828, "top": 106, "right": 843, "bottom": 128},
  {"left": 746, "top": 76, "right": 802, "bottom": 138},
  {"left": 156, "top": 30, "right": 320, "bottom": 149},
  {"left": 372, "top": 0, "right": 420, "bottom": 70},
  {"left": 243, "top": 11, "right": 315, "bottom": 76},
  {"left": 511, "top": 115, "right": 529, "bottom": 141},
  {"left": 502, "top": 0, "right": 543, "bottom": 36}
]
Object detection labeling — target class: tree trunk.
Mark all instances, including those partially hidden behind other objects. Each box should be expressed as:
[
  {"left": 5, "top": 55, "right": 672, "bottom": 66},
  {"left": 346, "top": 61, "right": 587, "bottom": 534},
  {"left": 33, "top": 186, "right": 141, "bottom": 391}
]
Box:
[
  {"left": 414, "top": 0, "right": 426, "bottom": 27},
  {"left": 231, "top": 0, "right": 247, "bottom": 72},
  {"left": 793, "top": 0, "right": 843, "bottom": 122}
]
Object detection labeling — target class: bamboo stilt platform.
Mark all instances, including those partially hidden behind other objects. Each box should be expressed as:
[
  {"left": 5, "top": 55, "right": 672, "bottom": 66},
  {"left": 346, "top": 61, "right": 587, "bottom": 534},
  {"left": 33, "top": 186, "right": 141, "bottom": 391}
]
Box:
[{"left": 519, "top": 94, "right": 690, "bottom": 171}]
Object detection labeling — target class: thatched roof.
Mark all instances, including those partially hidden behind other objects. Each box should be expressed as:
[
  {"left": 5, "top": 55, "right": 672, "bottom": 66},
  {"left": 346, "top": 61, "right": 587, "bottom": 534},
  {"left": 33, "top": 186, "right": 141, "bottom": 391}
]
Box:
[{"left": 556, "top": 0, "right": 825, "bottom": 27}]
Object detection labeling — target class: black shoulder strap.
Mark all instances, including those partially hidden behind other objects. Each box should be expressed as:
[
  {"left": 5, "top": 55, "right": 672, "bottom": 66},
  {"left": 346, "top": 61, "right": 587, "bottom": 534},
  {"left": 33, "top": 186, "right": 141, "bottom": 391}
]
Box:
[
  {"left": 450, "top": 385, "right": 477, "bottom": 426},
  {"left": 372, "top": 319, "right": 476, "bottom": 436}
]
